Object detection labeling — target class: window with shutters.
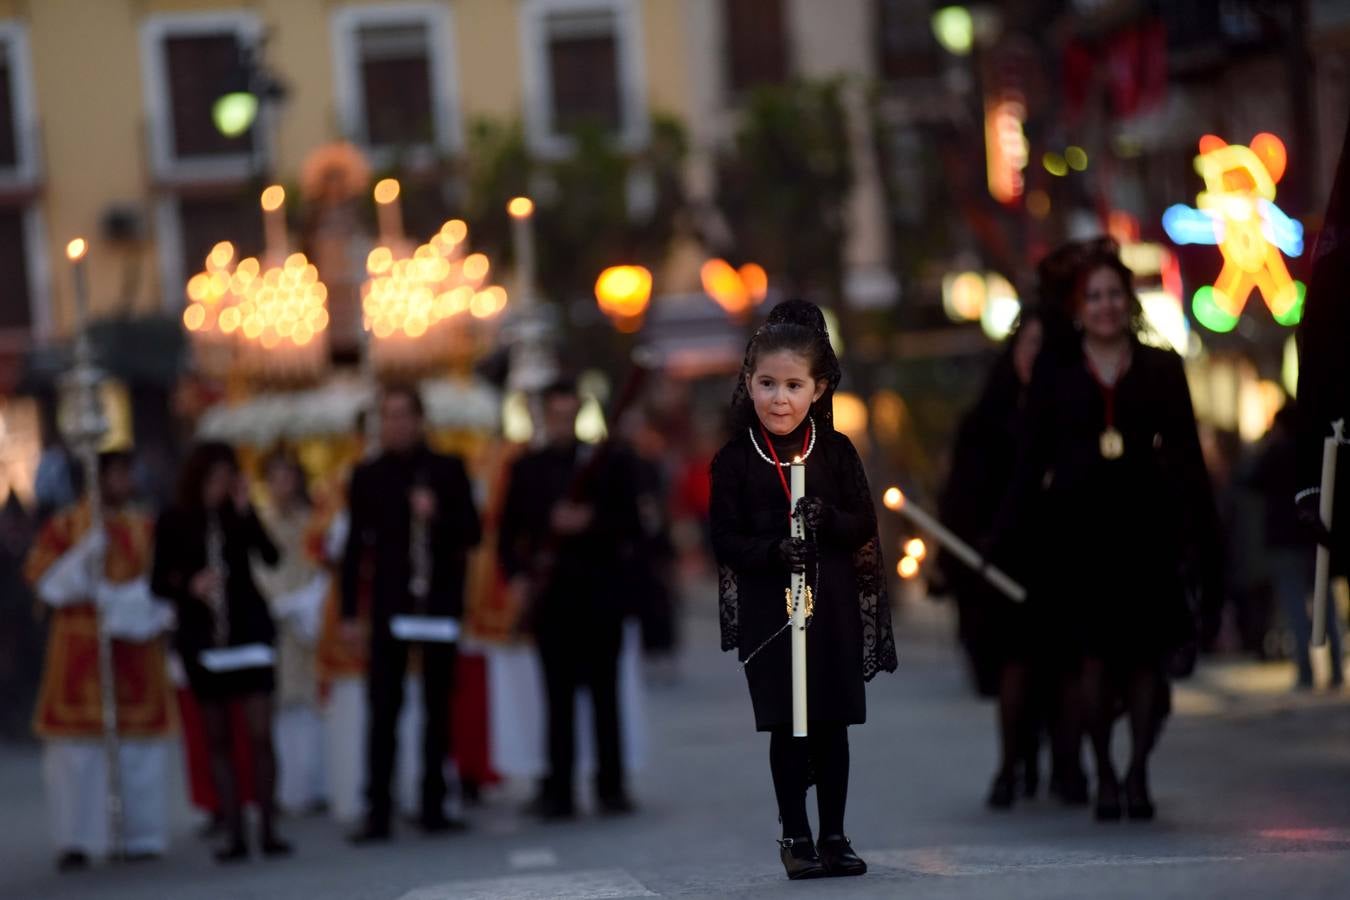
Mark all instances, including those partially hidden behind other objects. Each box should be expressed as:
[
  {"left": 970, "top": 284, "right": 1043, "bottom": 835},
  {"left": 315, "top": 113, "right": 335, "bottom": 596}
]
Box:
[
  {"left": 723, "top": 0, "right": 789, "bottom": 95},
  {"left": 331, "top": 4, "right": 459, "bottom": 159},
  {"left": 141, "top": 14, "right": 264, "bottom": 181},
  {"left": 521, "top": 0, "right": 647, "bottom": 156},
  {"left": 0, "top": 22, "right": 38, "bottom": 183}
]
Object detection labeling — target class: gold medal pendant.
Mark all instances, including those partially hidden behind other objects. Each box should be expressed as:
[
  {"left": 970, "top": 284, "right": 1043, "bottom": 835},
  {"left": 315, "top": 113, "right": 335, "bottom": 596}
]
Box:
[{"left": 1100, "top": 427, "right": 1124, "bottom": 459}]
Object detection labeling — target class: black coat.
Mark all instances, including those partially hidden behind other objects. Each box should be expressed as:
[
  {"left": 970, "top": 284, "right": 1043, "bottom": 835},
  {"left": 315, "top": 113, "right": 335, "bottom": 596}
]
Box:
[
  {"left": 152, "top": 503, "right": 280, "bottom": 698},
  {"left": 497, "top": 441, "right": 641, "bottom": 624},
  {"left": 341, "top": 444, "right": 481, "bottom": 625},
  {"left": 711, "top": 426, "right": 887, "bottom": 731},
  {"left": 998, "top": 342, "right": 1222, "bottom": 661}
]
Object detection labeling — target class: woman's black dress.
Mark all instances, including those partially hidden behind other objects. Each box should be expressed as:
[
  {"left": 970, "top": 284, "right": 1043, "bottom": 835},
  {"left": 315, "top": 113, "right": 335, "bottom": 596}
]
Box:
[
  {"left": 152, "top": 503, "right": 281, "bottom": 699},
  {"left": 1000, "top": 341, "right": 1222, "bottom": 663},
  {"left": 712, "top": 422, "right": 896, "bottom": 731}
]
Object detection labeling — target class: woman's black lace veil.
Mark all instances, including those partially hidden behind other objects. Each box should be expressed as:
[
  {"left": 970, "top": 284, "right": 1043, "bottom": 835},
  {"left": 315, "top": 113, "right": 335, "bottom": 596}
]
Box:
[{"left": 719, "top": 299, "right": 897, "bottom": 680}]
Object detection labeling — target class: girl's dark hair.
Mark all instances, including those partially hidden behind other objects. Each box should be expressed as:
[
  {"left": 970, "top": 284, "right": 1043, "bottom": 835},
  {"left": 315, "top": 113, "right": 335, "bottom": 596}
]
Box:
[
  {"left": 174, "top": 441, "right": 238, "bottom": 510},
  {"left": 744, "top": 322, "right": 832, "bottom": 382},
  {"left": 260, "top": 445, "right": 312, "bottom": 507},
  {"left": 732, "top": 298, "right": 841, "bottom": 430}
]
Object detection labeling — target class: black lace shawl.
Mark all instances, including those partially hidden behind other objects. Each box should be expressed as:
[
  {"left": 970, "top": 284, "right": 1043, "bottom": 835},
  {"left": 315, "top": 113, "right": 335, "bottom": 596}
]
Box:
[{"left": 716, "top": 300, "right": 897, "bottom": 681}]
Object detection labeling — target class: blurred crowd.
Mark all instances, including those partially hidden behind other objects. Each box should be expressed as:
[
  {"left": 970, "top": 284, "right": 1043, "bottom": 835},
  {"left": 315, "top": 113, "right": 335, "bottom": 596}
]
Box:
[{"left": 4, "top": 376, "right": 720, "bottom": 871}]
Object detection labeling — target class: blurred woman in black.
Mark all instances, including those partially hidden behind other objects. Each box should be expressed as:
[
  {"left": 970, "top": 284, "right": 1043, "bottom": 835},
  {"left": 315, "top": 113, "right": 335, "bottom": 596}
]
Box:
[
  {"left": 997, "top": 243, "right": 1221, "bottom": 821},
  {"left": 942, "top": 243, "right": 1094, "bottom": 810},
  {"left": 152, "top": 442, "right": 292, "bottom": 861}
]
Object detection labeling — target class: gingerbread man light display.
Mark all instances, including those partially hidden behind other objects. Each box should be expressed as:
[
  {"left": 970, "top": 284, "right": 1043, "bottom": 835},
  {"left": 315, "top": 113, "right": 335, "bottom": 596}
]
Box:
[{"left": 1162, "top": 133, "right": 1306, "bottom": 332}]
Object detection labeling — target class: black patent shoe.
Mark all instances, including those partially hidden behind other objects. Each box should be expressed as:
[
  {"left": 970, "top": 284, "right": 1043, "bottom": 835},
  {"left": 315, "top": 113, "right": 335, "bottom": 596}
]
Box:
[
  {"left": 818, "top": 835, "right": 867, "bottom": 877},
  {"left": 598, "top": 792, "right": 637, "bottom": 816},
  {"left": 778, "top": 837, "right": 829, "bottom": 880},
  {"left": 1124, "top": 768, "right": 1155, "bottom": 821},
  {"left": 986, "top": 770, "right": 1016, "bottom": 810},
  {"left": 55, "top": 850, "right": 89, "bottom": 872},
  {"left": 214, "top": 836, "right": 249, "bottom": 863},
  {"left": 1094, "top": 773, "right": 1122, "bottom": 822}
]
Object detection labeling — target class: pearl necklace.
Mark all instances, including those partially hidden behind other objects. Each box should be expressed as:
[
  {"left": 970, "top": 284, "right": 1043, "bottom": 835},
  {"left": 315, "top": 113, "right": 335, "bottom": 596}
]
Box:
[{"left": 747, "top": 416, "right": 817, "bottom": 466}]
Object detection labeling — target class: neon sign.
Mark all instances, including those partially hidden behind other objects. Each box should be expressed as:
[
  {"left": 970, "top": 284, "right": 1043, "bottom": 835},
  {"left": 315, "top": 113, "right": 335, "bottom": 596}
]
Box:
[{"left": 1161, "top": 133, "right": 1305, "bottom": 332}]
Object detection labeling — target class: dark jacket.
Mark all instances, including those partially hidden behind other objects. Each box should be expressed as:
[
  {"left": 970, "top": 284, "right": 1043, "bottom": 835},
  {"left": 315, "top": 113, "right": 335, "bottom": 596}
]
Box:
[
  {"left": 497, "top": 441, "right": 641, "bottom": 620},
  {"left": 340, "top": 443, "right": 481, "bottom": 623},
  {"left": 152, "top": 503, "right": 280, "bottom": 659}
]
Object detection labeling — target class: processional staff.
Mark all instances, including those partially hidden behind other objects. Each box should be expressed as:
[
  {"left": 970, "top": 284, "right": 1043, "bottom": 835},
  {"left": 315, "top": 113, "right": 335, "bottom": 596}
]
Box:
[{"left": 63, "top": 238, "right": 125, "bottom": 859}]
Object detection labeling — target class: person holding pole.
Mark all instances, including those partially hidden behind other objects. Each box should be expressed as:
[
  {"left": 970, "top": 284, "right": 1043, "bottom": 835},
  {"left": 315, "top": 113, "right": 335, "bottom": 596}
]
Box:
[
  {"left": 1296, "top": 119, "right": 1350, "bottom": 650},
  {"left": 711, "top": 299, "right": 896, "bottom": 881},
  {"left": 26, "top": 451, "right": 176, "bottom": 871}
]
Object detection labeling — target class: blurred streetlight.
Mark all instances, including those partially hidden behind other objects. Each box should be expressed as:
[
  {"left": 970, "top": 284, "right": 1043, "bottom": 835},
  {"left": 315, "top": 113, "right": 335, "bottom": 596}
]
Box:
[
  {"left": 595, "top": 265, "right": 652, "bottom": 332},
  {"left": 931, "top": 6, "right": 974, "bottom": 56},
  {"left": 701, "top": 258, "right": 767, "bottom": 321}
]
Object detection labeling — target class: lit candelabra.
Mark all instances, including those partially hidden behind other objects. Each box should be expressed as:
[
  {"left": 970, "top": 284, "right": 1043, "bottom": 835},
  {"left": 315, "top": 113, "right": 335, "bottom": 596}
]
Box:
[
  {"left": 181, "top": 186, "right": 332, "bottom": 382},
  {"left": 361, "top": 180, "right": 508, "bottom": 375}
]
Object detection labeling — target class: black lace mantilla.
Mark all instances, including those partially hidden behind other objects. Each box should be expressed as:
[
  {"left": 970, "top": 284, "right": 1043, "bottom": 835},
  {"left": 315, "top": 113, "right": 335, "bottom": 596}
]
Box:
[{"left": 716, "top": 299, "right": 897, "bottom": 681}]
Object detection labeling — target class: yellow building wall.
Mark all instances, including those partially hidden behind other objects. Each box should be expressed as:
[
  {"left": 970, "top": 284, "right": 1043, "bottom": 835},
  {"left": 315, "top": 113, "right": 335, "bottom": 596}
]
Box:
[{"left": 20, "top": 0, "right": 697, "bottom": 336}]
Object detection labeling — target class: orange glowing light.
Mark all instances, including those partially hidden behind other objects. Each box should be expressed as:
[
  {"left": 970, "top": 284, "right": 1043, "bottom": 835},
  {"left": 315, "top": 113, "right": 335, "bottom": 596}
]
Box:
[
  {"left": 65, "top": 238, "right": 88, "bottom": 261},
  {"left": 373, "top": 178, "right": 400, "bottom": 205},
  {"left": 595, "top": 265, "right": 653, "bottom": 321},
  {"left": 260, "top": 184, "right": 285, "bottom": 212},
  {"left": 701, "top": 258, "right": 749, "bottom": 316},
  {"left": 898, "top": 556, "right": 920, "bottom": 579},
  {"left": 441, "top": 219, "right": 468, "bottom": 243},
  {"left": 883, "top": 487, "right": 904, "bottom": 511},
  {"left": 508, "top": 196, "right": 534, "bottom": 218},
  {"left": 904, "top": 538, "right": 927, "bottom": 562},
  {"left": 739, "top": 263, "right": 769, "bottom": 304},
  {"left": 183, "top": 304, "right": 206, "bottom": 331},
  {"left": 367, "top": 246, "right": 394, "bottom": 275},
  {"left": 209, "top": 241, "right": 235, "bottom": 270}
]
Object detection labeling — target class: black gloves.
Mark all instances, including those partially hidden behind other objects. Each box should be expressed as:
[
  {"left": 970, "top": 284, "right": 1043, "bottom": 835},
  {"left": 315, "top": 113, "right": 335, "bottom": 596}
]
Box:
[
  {"left": 793, "top": 497, "right": 829, "bottom": 534},
  {"left": 1296, "top": 489, "right": 1333, "bottom": 548},
  {"left": 775, "top": 537, "right": 816, "bottom": 573}
]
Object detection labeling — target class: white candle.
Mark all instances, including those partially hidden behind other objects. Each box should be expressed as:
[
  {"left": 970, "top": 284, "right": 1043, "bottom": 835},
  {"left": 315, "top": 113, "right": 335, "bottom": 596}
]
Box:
[
  {"left": 883, "top": 487, "right": 1027, "bottom": 603},
  {"left": 374, "top": 178, "right": 404, "bottom": 247},
  {"left": 1311, "top": 420, "right": 1343, "bottom": 646},
  {"left": 790, "top": 457, "right": 807, "bottom": 738},
  {"left": 508, "top": 197, "right": 536, "bottom": 311},
  {"left": 261, "top": 185, "right": 287, "bottom": 265}
]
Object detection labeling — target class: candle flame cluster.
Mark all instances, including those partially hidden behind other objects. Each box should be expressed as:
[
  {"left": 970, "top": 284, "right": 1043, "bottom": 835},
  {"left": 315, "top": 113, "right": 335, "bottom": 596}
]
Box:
[
  {"left": 362, "top": 218, "right": 508, "bottom": 373},
  {"left": 182, "top": 240, "right": 330, "bottom": 380}
]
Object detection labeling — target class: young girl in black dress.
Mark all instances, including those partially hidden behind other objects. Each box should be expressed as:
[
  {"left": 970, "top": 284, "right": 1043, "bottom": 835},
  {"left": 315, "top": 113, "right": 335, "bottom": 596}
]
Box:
[{"left": 711, "top": 299, "right": 897, "bottom": 880}]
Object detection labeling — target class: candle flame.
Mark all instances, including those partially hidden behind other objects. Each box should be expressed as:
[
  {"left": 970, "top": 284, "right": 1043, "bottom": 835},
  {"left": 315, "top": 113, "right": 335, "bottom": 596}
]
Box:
[
  {"left": 904, "top": 538, "right": 927, "bottom": 562},
  {"left": 260, "top": 184, "right": 285, "bottom": 212},
  {"left": 507, "top": 196, "right": 534, "bottom": 219},
  {"left": 883, "top": 487, "right": 904, "bottom": 510},
  {"left": 65, "top": 238, "right": 88, "bottom": 261},
  {"left": 792, "top": 455, "right": 804, "bottom": 464},
  {"left": 373, "top": 178, "right": 401, "bottom": 205},
  {"left": 897, "top": 555, "right": 920, "bottom": 579}
]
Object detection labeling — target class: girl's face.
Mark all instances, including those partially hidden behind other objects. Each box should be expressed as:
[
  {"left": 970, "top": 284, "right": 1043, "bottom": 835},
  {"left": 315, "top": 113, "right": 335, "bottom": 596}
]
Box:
[
  {"left": 1078, "top": 265, "right": 1130, "bottom": 343},
  {"left": 748, "top": 349, "right": 825, "bottom": 436},
  {"left": 202, "top": 461, "right": 235, "bottom": 509}
]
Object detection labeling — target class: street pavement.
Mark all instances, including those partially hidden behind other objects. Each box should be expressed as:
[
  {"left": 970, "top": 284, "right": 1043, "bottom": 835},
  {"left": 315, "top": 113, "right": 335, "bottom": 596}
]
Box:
[{"left": 3, "top": 586, "right": 1350, "bottom": 899}]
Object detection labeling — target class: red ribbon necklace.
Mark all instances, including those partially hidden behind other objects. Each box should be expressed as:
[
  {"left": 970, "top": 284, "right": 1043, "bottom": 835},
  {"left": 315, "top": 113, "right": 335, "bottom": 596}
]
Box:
[{"left": 759, "top": 422, "right": 813, "bottom": 517}]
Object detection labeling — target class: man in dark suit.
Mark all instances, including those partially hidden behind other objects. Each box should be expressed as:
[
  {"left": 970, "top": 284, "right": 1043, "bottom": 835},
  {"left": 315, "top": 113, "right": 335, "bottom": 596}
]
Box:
[
  {"left": 343, "top": 385, "right": 481, "bottom": 841},
  {"left": 498, "top": 379, "right": 640, "bottom": 819}
]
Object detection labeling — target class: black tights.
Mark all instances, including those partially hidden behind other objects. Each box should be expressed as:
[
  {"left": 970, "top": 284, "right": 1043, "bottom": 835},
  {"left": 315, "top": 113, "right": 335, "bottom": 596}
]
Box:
[
  {"left": 997, "top": 662, "right": 1084, "bottom": 783},
  {"left": 200, "top": 693, "right": 278, "bottom": 842},
  {"left": 1081, "top": 658, "right": 1163, "bottom": 784},
  {"left": 769, "top": 725, "right": 849, "bottom": 840}
]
